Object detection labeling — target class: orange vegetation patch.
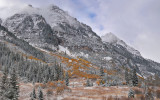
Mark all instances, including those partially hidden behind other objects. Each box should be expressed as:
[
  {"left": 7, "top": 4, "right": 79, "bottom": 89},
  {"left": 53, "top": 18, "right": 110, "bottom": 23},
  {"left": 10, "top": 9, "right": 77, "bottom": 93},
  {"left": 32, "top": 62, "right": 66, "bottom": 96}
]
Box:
[
  {"left": 49, "top": 52, "right": 101, "bottom": 79},
  {"left": 49, "top": 52, "right": 118, "bottom": 79},
  {"left": 96, "top": 79, "right": 105, "bottom": 86},
  {"left": 21, "top": 53, "right": 46, "bottom": 64},
  {"left": 46, "top": 81, "right": 57, "bottom": 88},
  {"left": 28, "top": 56, "right": 45, "bottom": 63}
]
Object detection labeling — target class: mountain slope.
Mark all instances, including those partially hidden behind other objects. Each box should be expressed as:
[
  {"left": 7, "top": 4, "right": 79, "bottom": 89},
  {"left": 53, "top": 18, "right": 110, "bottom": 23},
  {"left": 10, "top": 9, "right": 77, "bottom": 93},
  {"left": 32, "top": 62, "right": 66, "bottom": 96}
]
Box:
[
  {"left": 2, "top": 4, "right": 160, "bottom": 77},
  {"left": 0, "top": 24, "right": 45, "bottom": 60}
]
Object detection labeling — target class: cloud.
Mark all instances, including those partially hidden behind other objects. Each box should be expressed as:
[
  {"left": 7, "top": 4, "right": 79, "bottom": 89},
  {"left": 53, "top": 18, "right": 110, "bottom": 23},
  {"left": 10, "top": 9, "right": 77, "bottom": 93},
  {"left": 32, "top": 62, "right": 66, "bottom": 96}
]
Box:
[
  {"left": 0, "top": 0, "right": 26, "bottom": 19},
  {"left": 133, "top": 33, "right": 160, "bottom": 62}
]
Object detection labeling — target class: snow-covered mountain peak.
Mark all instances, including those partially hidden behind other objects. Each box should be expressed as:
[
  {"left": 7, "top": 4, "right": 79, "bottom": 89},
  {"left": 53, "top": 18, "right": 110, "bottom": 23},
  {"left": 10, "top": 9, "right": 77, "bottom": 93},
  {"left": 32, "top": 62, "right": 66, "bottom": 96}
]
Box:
[
  {"left": 48, "top": 4, "right": 62, "bottom": 11},
  {"left": 18, "top": 4, "right": 40, "bottom": 15},
  {"left": 101, "top": 33, "right": 141, "bottom": 56},
  {"left": 3, "top": 13, "right": 59, "bottom": 50},
  {"left": 101, "top": 32, "right": 121, "bottom": 44},
  {"left": 27, "top": 4, "right": 33, "bottom": 8}
]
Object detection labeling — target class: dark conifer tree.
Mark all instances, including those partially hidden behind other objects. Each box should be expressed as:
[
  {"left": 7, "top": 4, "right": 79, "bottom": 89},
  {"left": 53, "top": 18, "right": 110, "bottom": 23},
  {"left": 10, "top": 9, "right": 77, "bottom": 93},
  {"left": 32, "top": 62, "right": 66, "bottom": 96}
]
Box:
[
  {"left": 9, "top": 68, "right": 19, "bottom": 100},
  {"left": 100, "top": 66, "right": 104, "bottom": 76},
  {"left": 132, "top": 69, "right": 138, "bottom": 86},
  {"left": 128, "top": 89, "right": 135, "bottom": 98},
  {"left": 65, "top": 72, "right": 69, "bottom": 86},
  {"left": 125, "top": 68, "right": 129, "bottom": 85},
  {"left": 38, "top": 86, "right": 43, "bottom": 100},
  {"left": 0, "top": 68, "right": 8, "bottom": 99},
  {"left": 30, "top": 87, "right": 36, "bottom": 100}
]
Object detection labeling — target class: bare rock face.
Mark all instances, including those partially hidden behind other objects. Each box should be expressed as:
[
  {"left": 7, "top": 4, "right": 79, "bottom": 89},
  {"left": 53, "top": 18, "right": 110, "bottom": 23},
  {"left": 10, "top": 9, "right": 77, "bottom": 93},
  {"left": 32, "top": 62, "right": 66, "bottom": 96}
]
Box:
[
  {"left": 4, "top": 14, "right": 59, "bottom": 50},
  {"left": 0, "top": 18, "right": 2, "bottom": 25}
]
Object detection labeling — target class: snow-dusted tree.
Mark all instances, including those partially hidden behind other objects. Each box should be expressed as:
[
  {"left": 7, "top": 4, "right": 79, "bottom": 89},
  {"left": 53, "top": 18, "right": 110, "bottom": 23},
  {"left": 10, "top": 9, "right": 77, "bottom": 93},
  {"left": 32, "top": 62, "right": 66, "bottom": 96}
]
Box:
[
  {"left": 86, "top": 78, "right": 90, "bottom": 87},
  {"left": 65, "top": 72, "right": 69, "bottom": 86},
  {"left": 59, "top": 64, "right": 64, "bottom": 80},
  {"left": 38, "top": 86, "right": 43, "bottom": 100},
  {"left": 132, "top": 69, "right": 138, "bottom": 86},
  {"left": 128, "top": 89, "right": 134, "bottom": 98},
  {"left": 9, "top": 68, "right": 19, "bottom": 100},
  {"left": 86, "top": 78, "right": 93, "bottom": 87},
  {"left": 0, "top": 68, "right": 8, "bottom": 99},
  {"left": 30, "top": 87, "right": 36, "bottom": 100},
  {"left": 0, "top": 18, "right": 2, "bottom": 25},
  {"left": 125, "top": 68, "right": 129, "bottom": 85},
  {"left": 100, "top": 66, "right": 104, "bottom": 77},
  {"left": 145, "top": 88, "right": 154, "bottom": 100}
]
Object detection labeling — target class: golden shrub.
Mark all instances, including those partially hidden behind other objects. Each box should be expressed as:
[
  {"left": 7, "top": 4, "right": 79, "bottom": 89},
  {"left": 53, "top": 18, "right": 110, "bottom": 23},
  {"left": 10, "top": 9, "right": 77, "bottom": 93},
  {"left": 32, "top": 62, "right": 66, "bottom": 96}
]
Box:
[
  {"left": 56, "top": 86, "right": 65, "bottom": 95},
  {"left": 47, "top": 82, "right": 57, "bottom": 88},
  {"left": 46, "top": 89, "right": 53, "bottom": 95}
]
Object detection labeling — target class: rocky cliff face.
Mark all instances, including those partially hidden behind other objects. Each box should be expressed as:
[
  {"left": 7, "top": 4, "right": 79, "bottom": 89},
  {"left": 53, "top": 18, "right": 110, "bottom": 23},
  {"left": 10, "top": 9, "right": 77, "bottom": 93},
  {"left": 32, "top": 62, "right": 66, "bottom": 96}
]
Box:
[
  {"left": 2, "top": 4, "right": 160, "bottom": 77},
  {"left": 3, "top": 13, "right": 59, "bottom": 51}
]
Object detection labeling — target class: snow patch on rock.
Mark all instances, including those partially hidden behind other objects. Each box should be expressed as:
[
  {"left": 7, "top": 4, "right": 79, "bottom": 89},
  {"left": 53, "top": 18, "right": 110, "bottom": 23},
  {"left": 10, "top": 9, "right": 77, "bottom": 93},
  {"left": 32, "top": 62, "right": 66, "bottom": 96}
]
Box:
[
  {"left": 103, "top": 57, "right": 112, "bottom": 61},
  {"left": 58, "top": 45, "right": 89, "bottom": 58}
]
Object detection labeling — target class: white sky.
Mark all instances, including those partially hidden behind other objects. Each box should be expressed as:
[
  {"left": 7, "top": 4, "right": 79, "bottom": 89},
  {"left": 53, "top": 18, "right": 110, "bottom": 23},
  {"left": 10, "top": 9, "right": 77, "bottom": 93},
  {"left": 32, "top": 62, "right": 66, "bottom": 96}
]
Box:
[{"left": 0, "top": 0, "right": 160, "bottom": 62}]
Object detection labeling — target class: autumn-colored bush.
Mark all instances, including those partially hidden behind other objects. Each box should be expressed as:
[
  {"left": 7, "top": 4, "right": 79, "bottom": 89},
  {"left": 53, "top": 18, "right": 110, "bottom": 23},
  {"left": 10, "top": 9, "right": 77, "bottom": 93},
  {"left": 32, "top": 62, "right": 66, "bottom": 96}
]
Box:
[
  {"left": 119, "top": 96, "right": 130, "bottom": 100},
  {"left": 145, "top": 88, "right": 154, "bottom": 100},
  {"left": 35, "top": 83, "right": 46, "bottom": 89},
  {"left": 56, "top": 85, "right": 72, "bottom": 95},
  {"left": 134, "top": 89, "right": 142, "bottom": 95},
  {"left": 46, "top": 89, "right": 53, "bottom": 95},
  {"left": 47, "top": 82, "right": 57, "bottom": 88},
  {"left": 83, "top": 83, "right": 86, "bottom": 87},
  {"left": 39, "top": 83, "right": 46, "bottom": 89},
  {"left": 107, "top": 96, "right": 114, "bottom": 100},
  {"left": 64, "top": 86, "right": 72, "bottom": 93},
  {"left": 156, "top": 90, "right": 160, "bottom": 99},
  {"left": 101, "top": 96, "right": 107, "bottom": 100},
  {"left": 57, "top": 80, "right": 64, "bottom": 85},
  {"left": 96, "top": 79, "right": 105, "bottom": 86},
  {"left": 136, "top": 94, "right": 145, "bottom": 100},
  {"left": 122, "top": 82, "right": 127, "bottom": 85},
  {"left": 108, "top": 96, "right": 129, "bottom": 100},
  {"left": 56, "top": 86, "right": 65, "bottom": 95},
  {"left": 137, "top": 83, "right": 142, "bottom": 88}
]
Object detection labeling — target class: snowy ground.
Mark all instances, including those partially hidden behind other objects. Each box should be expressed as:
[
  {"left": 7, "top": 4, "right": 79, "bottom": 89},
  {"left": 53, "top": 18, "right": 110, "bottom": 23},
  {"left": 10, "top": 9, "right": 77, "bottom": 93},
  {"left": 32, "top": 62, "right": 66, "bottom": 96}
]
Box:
[{"left": 18, "top": 78, "right": 149, "bottom": 100}]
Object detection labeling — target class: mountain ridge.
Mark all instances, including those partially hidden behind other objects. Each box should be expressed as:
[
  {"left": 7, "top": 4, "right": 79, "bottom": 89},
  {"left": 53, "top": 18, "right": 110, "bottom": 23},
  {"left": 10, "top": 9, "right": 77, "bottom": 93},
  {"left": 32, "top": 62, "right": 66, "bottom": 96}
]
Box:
[
  {"left": 101, "top": 32, "right": 141, "bottom": 56},
  {"left": 1, "top": 4, "right": 160, "bottom": 77}
]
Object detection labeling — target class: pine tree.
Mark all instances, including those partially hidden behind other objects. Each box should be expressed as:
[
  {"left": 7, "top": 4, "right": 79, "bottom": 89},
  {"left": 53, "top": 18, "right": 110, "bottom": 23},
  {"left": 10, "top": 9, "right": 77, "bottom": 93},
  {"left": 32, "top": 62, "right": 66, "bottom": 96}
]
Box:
[
  {"left": 100, "top": 66, "right": 104, "bottom": 76},
  {"left": 125, "top": 68, "right": 129, "bottom": 85},
  {"left": 145, "top": 87, "right": 154, "bottom": 100},
  {"left": 9, "top": 68, "right": 19, "bottom": 100},
  {"left": 86, "top": 78, "right": 90, "bottom": 87},
  {"left": 38, "top": 86, "right": 43, "bottom": 100},
  {"left": 132, "top": 69, "right": 138, "bottom": 86},
  {"left": 59, "top": 64, "right": 64, "bottom": 80},
  {"left": 128, "top": 89, "right": 134, "bottom": 98},
  {"left": 30, "top": 87, "right": 36, "bottom": 100},
  {"left": 0, "top": 68, "right": 8, "bottom": 99},
  {"left": 65, "top": 72, "right": 69, "bottom": 86}
]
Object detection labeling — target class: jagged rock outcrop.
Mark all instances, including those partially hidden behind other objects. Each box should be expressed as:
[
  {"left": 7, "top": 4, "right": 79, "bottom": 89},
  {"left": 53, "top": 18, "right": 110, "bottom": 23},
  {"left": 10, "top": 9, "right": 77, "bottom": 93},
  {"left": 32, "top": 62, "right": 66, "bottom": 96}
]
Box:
[{"left": 4, "top": 13, "right": 59, "bottom": 51}]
